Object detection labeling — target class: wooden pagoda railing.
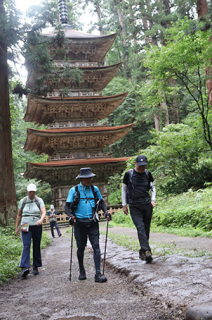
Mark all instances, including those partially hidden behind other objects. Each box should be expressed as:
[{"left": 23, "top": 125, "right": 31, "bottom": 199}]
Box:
[{"left": 43, "top": 205, "right": 122, "bottom": 229}]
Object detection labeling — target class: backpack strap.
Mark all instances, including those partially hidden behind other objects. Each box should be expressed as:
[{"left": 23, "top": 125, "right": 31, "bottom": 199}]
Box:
[
  {"left": 21, "top": 196, "right": 41, "bottom": 212},
  {"left": 21, "top": 196, "right": 28, "bottom": 212},
  {"left": 145, "top": 169, "right": 150, "bottom": 190},
  {"left": 74, "top": 185, "right": 80, "bottom": 201},
  {"left": 34, "top": 196, "right": 41, "bottom": 210},
  {"left": 128, "top": 169, "right": 134, "bottom": 184},
  {"left": 91, "top": 184, "right": 98, "bottom": 204},
  {"left": 128, "top": 169, "right": 150, "bottom": 190}
]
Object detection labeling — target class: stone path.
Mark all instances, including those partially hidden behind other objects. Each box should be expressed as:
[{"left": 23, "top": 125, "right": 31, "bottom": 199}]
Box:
[{"left": 98, "top": 225, "right": 212, "bottom": 319}]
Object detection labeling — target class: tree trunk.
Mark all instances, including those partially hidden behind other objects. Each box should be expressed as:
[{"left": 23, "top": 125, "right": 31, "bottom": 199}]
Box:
[
  {"left": 0, "top": 0, "right": 17, "bottom": 225},
  {"left": 206, "top": 65, "right": 212, "bottom": 105},
  {"left": 169, "top": 77, "right": 179, "bottom": 123},
  {"left": 196, "top": 0, "right": 211, "bottom": 105},
  {"left": 146, "top": 0, "right": 158, "bottom": 46},
  {"left": 154, "top": 115, "right": 160, "bottom": 131},
  {"left": 93, "top": 1, "right": 108, "bottom": 66},
  {"left": 94, "top": 0, "right": 104, "bottom": 35},
  {"left": 117, "top": 8, "right": 126, "bottom": 45},
  {"left": 116, "top": 5, "right": 129, "bottom": 77},
  {"left": 196, "top": 0, "right": 208, "bottom": 16},
  {"left": 161, "top": 102, "right": 170, "bottom": 126}
]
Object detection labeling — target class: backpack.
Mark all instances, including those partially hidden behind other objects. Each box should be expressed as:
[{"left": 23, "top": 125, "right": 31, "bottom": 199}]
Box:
[
  {"left": 128, "top": 169, "right": 150, "bottom": 189},
  {"left": 21, "top": 196, "right": 41, "bottom": 212},
  {"left": 74, "top": 184, "right": 98, "bottom": 204},
  {"left": 73, "top": 184, "right": 100, "bottom": 221},
  {"left": 126, "top": 169, "right": 150, "bottom": 204}
]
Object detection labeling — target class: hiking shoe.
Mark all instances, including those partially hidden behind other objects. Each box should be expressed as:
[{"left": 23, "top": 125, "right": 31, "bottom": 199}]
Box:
[
  {"left": 95, "top": 273, "right": 107, "bottom": 283},
  {"left": 21, "top": 268, "right": 29, "bottom": 278},
  {"left": 33, "top": 267, "right": 39, "bottom": 275},
  {"left": 139, "top": 250, "right": 146, "bottom": 261},
  {"left": 78, "top": 269, "right": 86, "bottom": 280},
  {"left": 145, "top": 251, "right": 153, "bottom": 263}
]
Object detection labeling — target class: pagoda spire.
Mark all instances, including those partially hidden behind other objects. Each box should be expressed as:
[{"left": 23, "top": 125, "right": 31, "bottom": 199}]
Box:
[{"left": 59, "top": 0, "right": 69, "bottom": 26}]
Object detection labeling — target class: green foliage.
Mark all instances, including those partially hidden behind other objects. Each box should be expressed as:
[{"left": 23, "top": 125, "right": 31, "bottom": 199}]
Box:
[
  {"left": 107, "top": 174, "right": 122, "bottom": 204},
  {"left": 102, "top": 81, "right": 154, "bottom": 156},
  {"left": 0, "top": 220, "right": 22, "bottom": 284},
  {"left": 0, "top": 219, "right": 51, "bottom": 285},
  {"left": 143, "top": 17, "right": 212, "bottom": 149},
  {"left": 153, "top": 187, "right": 212, "bottom": 232},
  {"left": 136, "top": 118, "right": 212, "bottom": 194},
  {"left": 110, "top": 187, "right": 212, "bottom": 236},
  {"left": 0, "top": 0, "right": 21, "bottom": 50},
  {"left": 24, "top": 29, "right": 84, "bottom": 96},
  {"left": 10, "top": 95, "right": 52, "bottom": 203},
  {"left": 111, "top": 209, "right": 135, "bottom": 228}
]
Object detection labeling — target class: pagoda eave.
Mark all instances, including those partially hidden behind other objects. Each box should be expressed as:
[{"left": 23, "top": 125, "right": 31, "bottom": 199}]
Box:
[
  {"left": 24, "top": 92, "right": 129, "bottom": 124},
  {"left": 24, "top": 124, "right": 134, "bottom": 155},
  {"left": 24, "top": 157, "right": 131, "bottom": 186},
  {"left": 45, "top": 30, "right": 117, "bottom": 63},
  {"left": 44, "top": 28, "right": 117, "bottom": 40},
  {"left": 27, "top": 63, "right": 122, "bottom": 92}
]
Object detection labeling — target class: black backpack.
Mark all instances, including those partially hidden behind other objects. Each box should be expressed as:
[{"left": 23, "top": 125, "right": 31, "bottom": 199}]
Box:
[
  {"left": 128, "top": 169, "right": 150, "bottom": 189},
  {"left": 74, "top": 184, "right": 98, "bottom": 204},
  {"left": 126, "top": 169, "right": 150, "bottom": 204}
]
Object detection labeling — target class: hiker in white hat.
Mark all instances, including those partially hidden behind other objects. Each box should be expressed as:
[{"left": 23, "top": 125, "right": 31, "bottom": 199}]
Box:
[{"left": 15, "top": 183, "right": 46, "bottom": 278}]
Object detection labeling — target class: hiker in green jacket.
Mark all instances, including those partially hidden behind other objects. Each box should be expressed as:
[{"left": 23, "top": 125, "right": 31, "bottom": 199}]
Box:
[{"left": 15, "top": 183, "right": 46, "bottom": 278}]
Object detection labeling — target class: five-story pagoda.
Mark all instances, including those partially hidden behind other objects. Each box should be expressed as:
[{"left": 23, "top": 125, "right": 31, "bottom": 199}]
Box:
[{"left": 24, "top": 0, "right": 133, "bottom": 211}]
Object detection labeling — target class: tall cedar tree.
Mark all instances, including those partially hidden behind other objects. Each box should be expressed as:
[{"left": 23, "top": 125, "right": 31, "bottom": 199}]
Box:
[
  {"left": 0, "top": 0, "right": 17, "bottom": 225},
  {"left": 196, "top": 0, "right": 212, "bottom": 105}
]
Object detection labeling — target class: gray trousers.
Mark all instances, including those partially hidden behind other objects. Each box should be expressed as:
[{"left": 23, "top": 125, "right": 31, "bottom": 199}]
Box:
[{"left": 50, "top": 221, "right": 61, "bottom": 237}]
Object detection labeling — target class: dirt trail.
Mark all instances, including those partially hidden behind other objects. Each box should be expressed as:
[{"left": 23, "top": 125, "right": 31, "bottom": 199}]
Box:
[
  {"left": 109, "top": 225, "right": 212, "bottom": 252},
  {"left": 0, "top": 226, "right": 211, "bottom": 320},
  {"left": 100, "top": 225, "right": 212, "bottom": 310}
]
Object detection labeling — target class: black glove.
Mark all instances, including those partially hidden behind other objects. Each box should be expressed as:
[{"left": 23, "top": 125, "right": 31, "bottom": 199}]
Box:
[
  {"left": 104, "top": 211, "right": 112, "bottom": 221},
  {"left": 69, "top": 216, "right": 75, "bottom": 226}
]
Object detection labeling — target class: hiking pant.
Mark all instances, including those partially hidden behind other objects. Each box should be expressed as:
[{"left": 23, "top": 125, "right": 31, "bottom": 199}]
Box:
[
  {"left": 129, "top": 202, "right": 153, "bottom": 253},
  {"left": 20, "top": 225, "right": 42, "bottom": 269},
  {"left": 74, "top": 220, "right": 101, "bottom": 274},
  {"left": 50, "top": 221, "right": 61, "bottom": 237}
]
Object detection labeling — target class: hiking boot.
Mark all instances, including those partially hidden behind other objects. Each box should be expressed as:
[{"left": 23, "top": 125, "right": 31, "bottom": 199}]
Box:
[
  {"left": 145, "top": 251, "right": 153, "bottom": 263},
  {"left": 139, "top": 249, "right": 145, "bottom": 261},
  {"left": 95, "top": 273, "right": 107, "bottom": 283},
  {"left": 33, "top": 267, "right": 39, "bottom": 275},
  {"left": 21, "top": 268, "right": 29, "bottom": 278},
  {"left": 78, "top": 269, "right": 86, "bottom": 280}
]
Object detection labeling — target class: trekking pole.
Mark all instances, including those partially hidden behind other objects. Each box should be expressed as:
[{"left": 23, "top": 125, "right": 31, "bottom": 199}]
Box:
[
  {"left": 69, "top": 224, "right": 74, "bottom": 281},
  {"left": 102, "top": 218, "right": 109, "bottom": 275}
]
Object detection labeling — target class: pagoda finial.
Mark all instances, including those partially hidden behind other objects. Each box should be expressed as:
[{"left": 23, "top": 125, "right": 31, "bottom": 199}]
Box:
[{"left": 59, "top": 0, "right": 69, "bottom": 26}]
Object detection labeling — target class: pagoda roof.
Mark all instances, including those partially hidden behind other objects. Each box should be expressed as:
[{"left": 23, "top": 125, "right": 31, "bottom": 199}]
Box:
[
  {"left": 44, "top": 28, "right": 116, "bottom": 40},
  {"left": 43, "top": 28, "right": 117, "bottom": 63},
  {"left": 24, "top": 123, "right": 134, "bottom": 155},
  {"left": 24, "top": 157, "right": 131, "bottom": 185},
  {"left": 27, "top": 63, "right": 122, "bottom": 92},
  {"left": 24, "top": 92, "right": 128, "bottom": 124},
  {"left": 27, "top": 157, "right": 132, "bottom": 167}
]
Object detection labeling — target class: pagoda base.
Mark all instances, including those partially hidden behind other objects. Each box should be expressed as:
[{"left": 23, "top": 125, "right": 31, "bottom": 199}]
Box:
[
  {"left": 52, "top": 182, "right": 108, "bottom": 213},
  {"left": 24, "top": 157, "right": 131, "bottom": 211}
]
